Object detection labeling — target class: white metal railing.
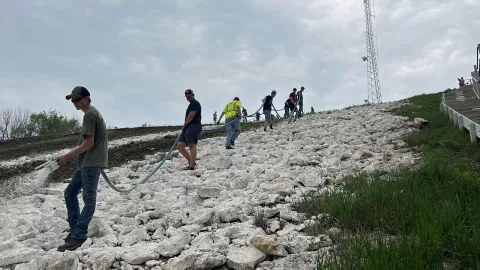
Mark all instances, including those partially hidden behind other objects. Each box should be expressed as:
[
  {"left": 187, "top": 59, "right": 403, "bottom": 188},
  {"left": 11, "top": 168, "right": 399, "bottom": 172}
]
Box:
[
  {"left": 439, "top": 46, "right": 480, "bottom": 142},
  {"left": 472, "top": 71, "right": 480, "bottom": 98},
  {"left": 440, "top": 96, "right": 479, "bottom": 143}
]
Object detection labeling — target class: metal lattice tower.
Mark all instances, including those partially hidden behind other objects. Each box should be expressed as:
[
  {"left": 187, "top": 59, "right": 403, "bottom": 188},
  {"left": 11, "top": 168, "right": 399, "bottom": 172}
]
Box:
[{"left": 362, "top": 0, "right": 382, "bottom": 104}]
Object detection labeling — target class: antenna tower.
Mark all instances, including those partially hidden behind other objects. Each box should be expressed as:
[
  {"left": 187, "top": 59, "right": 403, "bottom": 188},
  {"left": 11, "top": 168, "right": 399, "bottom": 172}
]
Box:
[{"left": 362, "top": 0, "right": 382, "bottom": 104}]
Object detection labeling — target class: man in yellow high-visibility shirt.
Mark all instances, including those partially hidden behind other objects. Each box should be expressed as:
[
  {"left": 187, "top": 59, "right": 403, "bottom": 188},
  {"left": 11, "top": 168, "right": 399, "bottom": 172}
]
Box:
[{"left": 216, "top": 97, "right": 242, "bottom": 149}]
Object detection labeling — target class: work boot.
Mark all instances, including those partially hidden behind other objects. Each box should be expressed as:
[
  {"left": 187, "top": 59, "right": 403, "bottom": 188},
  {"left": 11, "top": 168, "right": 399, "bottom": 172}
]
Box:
[
  {"left": 226, "top": 145, "right": 234, "bottom": 150},
  {"left": 57, "top": 238, "right": 86, "bottom": 252},
  {"left": 269, "top": 124, "right": 273, "bottom": 129},
  {"left": 231, "top": 140, "right": 235, "bottom": 146}
]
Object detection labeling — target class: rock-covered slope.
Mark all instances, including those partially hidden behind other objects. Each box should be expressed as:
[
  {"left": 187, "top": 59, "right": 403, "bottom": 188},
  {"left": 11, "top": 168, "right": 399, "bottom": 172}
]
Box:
[{"left": 0, "top": 101, "right": 419, "bottom": 270}]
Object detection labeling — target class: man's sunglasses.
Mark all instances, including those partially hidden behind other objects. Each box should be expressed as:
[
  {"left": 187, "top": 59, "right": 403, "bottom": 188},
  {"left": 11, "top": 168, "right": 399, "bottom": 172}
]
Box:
[{"left": 71, "top": 97, "right": 83, "bottom": 103}]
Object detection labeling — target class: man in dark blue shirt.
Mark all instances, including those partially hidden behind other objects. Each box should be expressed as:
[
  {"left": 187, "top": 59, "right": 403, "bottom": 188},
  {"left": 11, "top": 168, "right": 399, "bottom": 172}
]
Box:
[
  {"left": 262, "top": 90, "right": 276, "bottom": 131},
  {"left": 178, "top": 89, "right": 202, "bottom": 170},
  {"left": 297, "top": 86, "right": 305, "bottom": 118}
]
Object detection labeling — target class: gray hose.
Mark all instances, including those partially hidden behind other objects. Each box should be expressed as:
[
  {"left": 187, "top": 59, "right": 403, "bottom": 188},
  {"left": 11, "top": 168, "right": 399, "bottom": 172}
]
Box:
[
  {"left": 201, "top": 117, "right": 238, "bottom": 133},
  {"left": 100, "top": 118, "right": 239, "bottom": 193},
  {"left": 272, "top": 104, "right": 283, "bottom": 119},
  {"left": 101, "top": 134, "right": 182, "bottom": 193},
  {"left": 247, "top": 104, "right": 264, "bottom": 117}
]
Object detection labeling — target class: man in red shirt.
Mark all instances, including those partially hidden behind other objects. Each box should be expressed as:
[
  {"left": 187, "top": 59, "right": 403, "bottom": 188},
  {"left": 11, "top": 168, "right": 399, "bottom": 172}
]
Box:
[{"left": 288, "top": 88, "right": 299, "bottom": 123}]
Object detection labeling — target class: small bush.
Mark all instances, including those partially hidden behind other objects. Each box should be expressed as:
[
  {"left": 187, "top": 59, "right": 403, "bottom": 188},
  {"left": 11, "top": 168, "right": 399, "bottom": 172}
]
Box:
[{"left": 254, "top": 210, "right": 269, "bottom": 232}]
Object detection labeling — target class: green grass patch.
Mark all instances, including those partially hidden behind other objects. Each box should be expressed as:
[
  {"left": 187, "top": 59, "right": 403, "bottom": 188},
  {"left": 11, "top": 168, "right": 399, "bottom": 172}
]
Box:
[
  {"left": 254, "top": 209, "right": 269, "bottom": 232},
  {"left": 295, "top": 91, "right": 480, "bottom": 269}
]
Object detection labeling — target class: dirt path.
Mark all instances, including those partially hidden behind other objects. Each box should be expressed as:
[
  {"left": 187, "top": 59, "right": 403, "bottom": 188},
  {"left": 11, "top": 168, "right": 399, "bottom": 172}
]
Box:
[
  {"left": 0, "top": 125, "right": 185, "bottom": 162},
  {"left": 0, "top": 122, "right": 264, "bottom": 184}
]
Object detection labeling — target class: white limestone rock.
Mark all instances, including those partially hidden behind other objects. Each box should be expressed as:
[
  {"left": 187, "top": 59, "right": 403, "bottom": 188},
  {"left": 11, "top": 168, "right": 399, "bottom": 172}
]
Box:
[
  {"left": 182, "top": 208, "right": 215, "bottom": 225},
  {"left": 215, "top": 224, "right": 266, "bottom": 241},
  {"left": 351, "top": 150, "right": 373, "bottom": 160},
  {"left": 230, "top": 175, "right": 252, "bottom": 190},
  {"left": 165, "top": 252, "right": 196, "bottom": 270},
  {"left": 90, "top": 252, "right": 116, "bottom": 270},
  {"left": 197, "top": 185, "right": 225, "bottom": 198},
  {"left": 0, "top": 240, "right": 15, "bottom": 253},
  {"left": 145, "top": 260, "right": 162, "bottom": 268},
  {"left": 121, "top": 249, "right": 159, "bottom": 265},
  {"left": 279, "top": 233, "right": 333, "bottom": 254},
  {"left": 249, "top": 235, "right": 288, "bottom": 257},
  {"left": 118, "top": 228, "right": 150, "bottom": 247},
  {"left": 0, "top": 248, "right": 44, "bottom": 267},
  {"left": 152, "top": 227, "right": 166, "bottom": 240},
  {"left": 45, "top": 255, "right": 79, "bottom": 270},
  {"left": 270, "top": 251, "right": 321, "bottom": 270},
  {"left": 226, "top": 246, "right": 266, "bottom": 270},
  {"left": 145, "top": 219, "right": 167, "bottom": 232},
  {"left": 191, "top": 232, "right": 230, "bottom": 251},
  {"left": 154, "top": 232, "right": 191, "bottom": 257},
  {"left": 193, "top": 252, "right": 226, "bottom": 270},
  {"left": 13, "top": 260, "right": 43, "bottom": 270},
  {"left": 279, "top": 208, "right": 302, "bottom": 223},
  {"left": 41, "top": 196, "right": 63, "bottom": 210},
  {"left": 218, "top": 207, "right": 241, "bottom": 223},
  {"left": 205, "top": 157, "right": 233, "bottom": 170}
]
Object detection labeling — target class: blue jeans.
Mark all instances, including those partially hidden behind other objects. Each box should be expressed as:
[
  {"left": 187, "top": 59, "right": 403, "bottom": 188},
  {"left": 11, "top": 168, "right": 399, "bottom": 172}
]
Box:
[
  {"left": 226, "top": 116, "right": 241, "bottom": 146},
  {"left": 299, "top": 103, "right": 303, "bottom": 117},
  {"left": 64, "top": 167, "right": 101, "bottom": 240}
]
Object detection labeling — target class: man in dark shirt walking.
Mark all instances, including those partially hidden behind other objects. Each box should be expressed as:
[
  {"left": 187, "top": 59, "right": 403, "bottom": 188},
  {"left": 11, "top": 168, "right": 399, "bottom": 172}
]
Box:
[
  {"left": 178, "top": 89, "right": 202, "bottom": 170},
  {"left": 57, "top": 86, "right": 108, "bottom": 251},
  {"left": 284, "top": 99, "right": 290, "bottom": 118},
  {"left": 297, "top": 86, "right": 305, "bottom": 118},
  {"left": 262, "top": 90, "right": 277, "bottom": 131}
]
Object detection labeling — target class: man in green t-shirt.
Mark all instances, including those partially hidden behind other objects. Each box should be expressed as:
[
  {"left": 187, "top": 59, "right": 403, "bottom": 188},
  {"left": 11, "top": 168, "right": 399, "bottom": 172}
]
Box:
[
  {"left": 56, "top": 86, "right": 108, "bottom": 252},
  {"left": 216, "top": 97, "right": 242, "bottom": 149}
]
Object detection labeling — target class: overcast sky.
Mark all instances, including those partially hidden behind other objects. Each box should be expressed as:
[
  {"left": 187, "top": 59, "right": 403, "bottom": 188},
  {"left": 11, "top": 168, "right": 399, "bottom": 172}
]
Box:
[{"left": 0, "top": 0, "right": 478, "bottom": 127}]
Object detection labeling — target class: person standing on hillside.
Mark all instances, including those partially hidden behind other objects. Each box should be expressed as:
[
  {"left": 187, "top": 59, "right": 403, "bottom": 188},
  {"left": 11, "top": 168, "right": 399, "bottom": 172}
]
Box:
[
  {"left": 57, "top": 86, "right": 108, "bottom": 252},
  {"left": 213, "top": 111, "right": 217, "bottom": 123},
  {"left": 297, "top": 86, "right": 305, "bottom": 118},
  {"left": 288, "top": 88, "right": 299, "bottom": 123},
  {"left": 217, "top": 97, "right": 242, "bottom": 149},
  {"left": 242, "top": 107, "right": 248, "bottom": 123},
  {"left": 178, "top": 89, "right": 202, "bottom": 169},
  {"left": 284, "top": 99, "right": 290, "bottom": 118},
  {"left": 262, "top": 90, "right": 277, "bottom": 131}
]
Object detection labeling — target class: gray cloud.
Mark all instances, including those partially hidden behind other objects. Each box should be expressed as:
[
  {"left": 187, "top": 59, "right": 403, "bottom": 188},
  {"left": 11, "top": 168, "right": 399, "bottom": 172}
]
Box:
[{"left": 0, "top": 0, "right": 478, "bottom": 127}]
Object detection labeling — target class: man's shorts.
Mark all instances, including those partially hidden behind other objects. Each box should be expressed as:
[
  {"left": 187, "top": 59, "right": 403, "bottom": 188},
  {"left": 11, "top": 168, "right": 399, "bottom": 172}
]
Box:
[
  {"left": 263, "top": 110, "right": 272, "bottom": 123},
  {"left": 179, "top": 124, "right": 202, "bottom": 145}
]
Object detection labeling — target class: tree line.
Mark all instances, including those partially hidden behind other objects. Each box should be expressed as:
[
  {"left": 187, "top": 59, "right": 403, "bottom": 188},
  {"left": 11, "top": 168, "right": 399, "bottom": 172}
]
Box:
[{"left": 0, "top": 108, "right": 82, "bottom": 141}]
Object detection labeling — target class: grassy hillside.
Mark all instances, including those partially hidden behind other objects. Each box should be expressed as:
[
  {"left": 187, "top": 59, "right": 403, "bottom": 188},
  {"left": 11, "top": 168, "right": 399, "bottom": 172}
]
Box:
[{"left": 295, "top": 91, "right": 480, "bottom": 269}]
